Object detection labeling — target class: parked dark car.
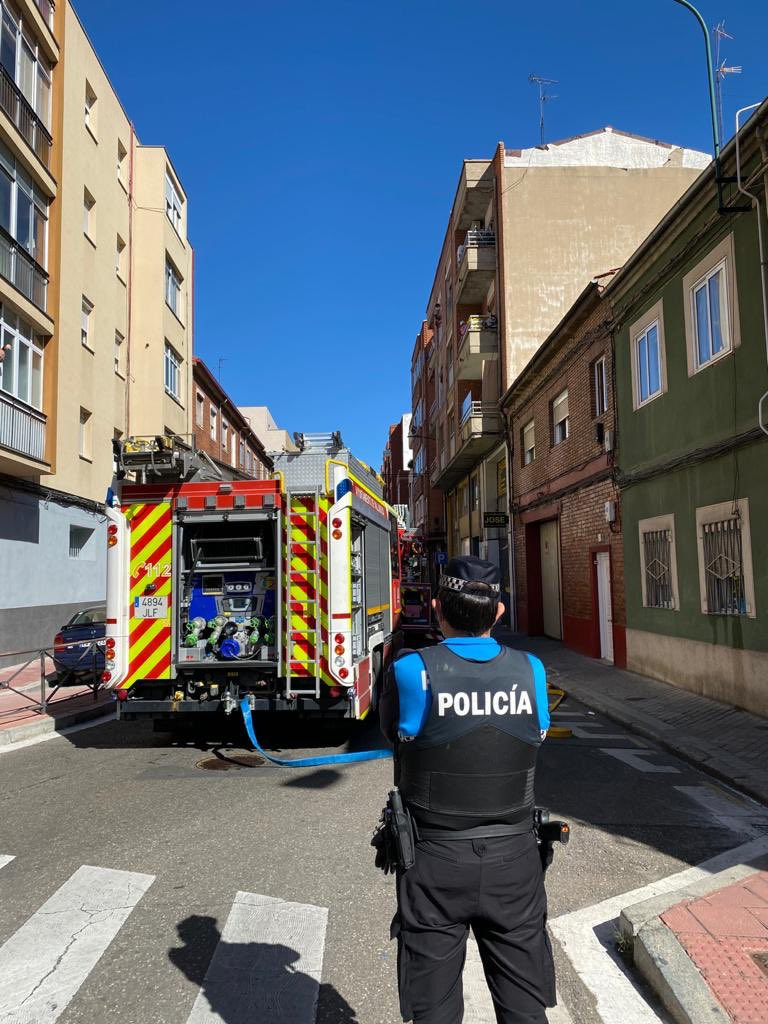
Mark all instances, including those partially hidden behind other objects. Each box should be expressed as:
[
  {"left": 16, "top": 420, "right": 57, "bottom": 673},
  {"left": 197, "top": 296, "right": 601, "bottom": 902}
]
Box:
[{"left": 53, "top": 606, "right": 106, "bottom": 684}]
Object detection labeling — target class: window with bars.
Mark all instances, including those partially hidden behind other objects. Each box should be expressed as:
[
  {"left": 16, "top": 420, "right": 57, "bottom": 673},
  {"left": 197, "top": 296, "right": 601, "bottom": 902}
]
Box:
[
  {"left": 642, "top": 529, "right": 674, "bottom": 608},
  {"left": 701, "top": 515, "right": 746, "bottom": 615}
]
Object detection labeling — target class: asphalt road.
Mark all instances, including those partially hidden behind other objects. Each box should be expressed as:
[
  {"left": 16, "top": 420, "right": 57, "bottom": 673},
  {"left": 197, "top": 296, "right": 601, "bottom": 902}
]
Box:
[{"left": 1, "top": 695, "right": 766, "bottom": 1024}]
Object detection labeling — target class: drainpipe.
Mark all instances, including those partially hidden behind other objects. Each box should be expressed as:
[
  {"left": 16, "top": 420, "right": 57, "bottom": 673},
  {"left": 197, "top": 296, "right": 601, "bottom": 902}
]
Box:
[
  {"left": 734, "top": 104, "right": 768, "bottom": 436},
  {"left": 124, "top": 123, "right": 135, "bottom": 437}
]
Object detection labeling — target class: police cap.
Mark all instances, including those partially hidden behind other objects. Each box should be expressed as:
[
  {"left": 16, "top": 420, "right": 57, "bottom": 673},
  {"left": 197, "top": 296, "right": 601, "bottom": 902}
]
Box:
[{"left": 439, "top": 555, "right": 501, "bottom": 593}]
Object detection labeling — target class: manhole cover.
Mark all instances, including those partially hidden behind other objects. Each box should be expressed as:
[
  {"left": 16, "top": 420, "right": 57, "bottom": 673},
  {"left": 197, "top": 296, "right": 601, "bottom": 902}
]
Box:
[
  {"left": 752, "top": 952, "right": 768, "bottom": 978},
  {"left": 195, "top": 753, "right": 265, "bottom": 771}
]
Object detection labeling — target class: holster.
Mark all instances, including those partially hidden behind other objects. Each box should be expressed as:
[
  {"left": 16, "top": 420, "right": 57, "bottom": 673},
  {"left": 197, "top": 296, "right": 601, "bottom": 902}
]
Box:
[{"left": 371, "top": 788, "right": 416, "bottom": 873}]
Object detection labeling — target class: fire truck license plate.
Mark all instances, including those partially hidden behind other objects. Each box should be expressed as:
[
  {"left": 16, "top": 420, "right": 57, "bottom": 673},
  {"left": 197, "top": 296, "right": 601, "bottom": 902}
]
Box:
[{"left": 134, "top": 596, "right": 168, "bottom": 619}]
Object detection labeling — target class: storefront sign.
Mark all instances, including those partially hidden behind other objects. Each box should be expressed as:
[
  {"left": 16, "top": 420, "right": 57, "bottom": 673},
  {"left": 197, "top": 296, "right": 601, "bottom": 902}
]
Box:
[{"left": 483, "top": 513, "right": 509, "bottom": 528}]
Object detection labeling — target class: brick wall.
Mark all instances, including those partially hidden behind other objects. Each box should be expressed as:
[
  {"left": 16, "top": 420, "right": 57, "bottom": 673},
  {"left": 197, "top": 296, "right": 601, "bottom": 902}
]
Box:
[
  {"left": 505, "top": 288, "right": 626, "bottom": 666},
  {"left": 192, "top": 363, "right": 271, "bottom": 480}
]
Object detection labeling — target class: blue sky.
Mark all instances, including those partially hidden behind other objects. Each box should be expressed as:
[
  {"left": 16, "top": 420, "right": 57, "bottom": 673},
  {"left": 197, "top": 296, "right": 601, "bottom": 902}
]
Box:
[{"left": 75, "top": 0, "right": 768, "bottom": 469}]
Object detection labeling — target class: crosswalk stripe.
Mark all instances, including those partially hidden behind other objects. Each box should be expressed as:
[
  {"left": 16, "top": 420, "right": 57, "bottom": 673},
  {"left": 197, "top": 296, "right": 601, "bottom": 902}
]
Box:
[
  {"left": 0, "top": 864, "right": 154, "bottom": 1023},
  {"left": 0, "top": 856, "right": 13, "bottom": 871},
  {"left": 184, "top": 891, "right": 328, "bottom": 1024}
]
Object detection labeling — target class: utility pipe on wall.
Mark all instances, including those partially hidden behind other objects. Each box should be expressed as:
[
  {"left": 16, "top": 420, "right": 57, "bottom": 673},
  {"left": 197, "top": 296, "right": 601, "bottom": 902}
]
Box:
[{"left": 734, "top": 104, "right": 768, "bottom": 436}]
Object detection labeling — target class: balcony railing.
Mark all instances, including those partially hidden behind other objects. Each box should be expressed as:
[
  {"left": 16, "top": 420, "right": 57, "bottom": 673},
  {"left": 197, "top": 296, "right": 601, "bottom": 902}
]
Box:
[
  {"left": 456, "top": 229, "right": 496, "bottom": 265},
  {"left": 0, "top": 226, "right": 48, "bottom": 311},
  {"left": 0, "top": 390, "right": 46, "bottom": 461},
  {"left": 0, "top": 64, "right": 53, "bottom": 168},
  {"left": 461, "top": 397, "right": 499, "bottom": 425},
  {"left": 36, "top": 0, "right": 55, "bottom": 28}
]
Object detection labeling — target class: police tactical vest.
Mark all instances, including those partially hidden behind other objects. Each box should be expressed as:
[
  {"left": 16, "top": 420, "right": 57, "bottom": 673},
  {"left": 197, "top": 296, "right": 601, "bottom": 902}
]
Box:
[{"left": 397, "top": 644, "right": 543, "bottom": 830}]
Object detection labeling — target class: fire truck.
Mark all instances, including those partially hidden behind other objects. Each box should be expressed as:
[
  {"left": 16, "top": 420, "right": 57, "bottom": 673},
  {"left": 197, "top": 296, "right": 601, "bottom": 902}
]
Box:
[{"left": 104, "top": 432, "right": 401, "bottom": 723}]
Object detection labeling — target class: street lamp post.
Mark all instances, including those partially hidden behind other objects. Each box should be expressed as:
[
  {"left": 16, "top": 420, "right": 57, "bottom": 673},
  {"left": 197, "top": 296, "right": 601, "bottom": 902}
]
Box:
[{"left": 670, "top": 0, "right": 749, "bottom": 215}]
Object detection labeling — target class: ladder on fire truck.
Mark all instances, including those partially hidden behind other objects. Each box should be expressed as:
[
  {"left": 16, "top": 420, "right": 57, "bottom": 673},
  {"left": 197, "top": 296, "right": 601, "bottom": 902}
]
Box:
[{"left": 284, "top": 487, "right": 323, "bottom": 697}]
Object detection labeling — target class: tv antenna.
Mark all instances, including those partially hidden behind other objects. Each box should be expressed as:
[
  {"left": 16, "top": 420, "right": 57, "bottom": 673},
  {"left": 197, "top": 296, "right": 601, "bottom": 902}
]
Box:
[
  {"left": 529, "top": 74, "right": 558, "bottom": 146},
  {"left": 217, "top": 357, "right": 227, "bottom": 383},
  {"left": 713, "top": 22, "right": 741, "bottom": 142}
]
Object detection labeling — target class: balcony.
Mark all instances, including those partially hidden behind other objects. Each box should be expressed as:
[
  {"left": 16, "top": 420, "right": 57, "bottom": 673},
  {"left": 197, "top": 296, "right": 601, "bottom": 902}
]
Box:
[
  {"left": 431, "top": 398, "right": 503, "bottom": 491},
  {"left": 0, "top": 227, "right": 48, "bottom": 311},
  {"left": 457, "top": 315, "right": 499, "bottom": 380},
  {"left": 0, "top": 390, "right": 46, "bottom": 462},
  {"left": 0, "top": 65, "right": 52, "bottom": 169},
  {"left": 35, "top": 0, "right": 55, "bottom": 28},
  {"left": 456, "top": 230, "right": 496, "bottom": 304},
  {"left": 454, "top": 161, "right": 495, "bottom": 232}
]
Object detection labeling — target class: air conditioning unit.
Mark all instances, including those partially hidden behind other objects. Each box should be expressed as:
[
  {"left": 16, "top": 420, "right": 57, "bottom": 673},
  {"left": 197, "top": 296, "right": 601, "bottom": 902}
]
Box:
[
  {"left": 604, "top": 500, "right": 617, "bottom": 523},
  {"left": 604, "top": 429, "right": 614, "bottom": 453}
]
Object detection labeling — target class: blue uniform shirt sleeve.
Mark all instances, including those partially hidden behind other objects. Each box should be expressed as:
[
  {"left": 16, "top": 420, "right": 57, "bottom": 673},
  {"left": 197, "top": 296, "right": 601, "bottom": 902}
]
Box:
[
  {"left": 392, "top": 652, "right": 431, "bottom": 739},
  {"left": 526, "top": 653, "right": 550, "bottom": 732}
]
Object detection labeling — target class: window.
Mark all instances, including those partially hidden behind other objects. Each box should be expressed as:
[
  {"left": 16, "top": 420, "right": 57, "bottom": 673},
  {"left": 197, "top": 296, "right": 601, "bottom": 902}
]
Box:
[
  {"left": 239, "top": 438, "right": 245, "bottom": 465},
  {"left": 522, "top": 420, "right": 535, "bottom": 465},
  {"left": 459, "top": 483, "right": 468, "bottom": 514},
  {"left": 0, "top": 306, "right": 43, "bottom": 408},
  {"left": 164, "top": 341, "right": 181, "bottom": 400},
  {"left": 195, "top": 391, "right": 204, "bottom": 426},
  {"left": 696, "top": 499, "right": 756, "bottom": 618},
  {"left": 69, "top": 525, "right": 95, "bottom": 559},
  {"left": 165, "top": 258, "right": 182, "bottom": 317},
  {"left": 552, "top": 390, "right": 569, "bottom": 445},
  {"left": 79, "top": 407, "right": 92, "bottom": 459},
  {"left": 210, "top": 405, "right": 218, "bottom": 441},
  {"left": 683, "top": 235, "right": 740, "bottom": 376},
  {"left": 629, "top": 299, "right": 667, "bottom": 410},
  {"left": 639, "top": 515, "right": 678, "bottom": 610},
  {"left": 470, "top": 476, "right": 479, "bottom": 511},
  {"left": 594, "top": 357, "right": 607, "bottom": 416},
  {"left": 114, "top": 329, "right": 124, "bottom": 376},
  {"left": 83, "top": 188, "right": 95, "bottom": 239},
  {"left": 116, "top": 234, "right": 125, "bottom": 277},
  {"left": 0, "top": 141, "right": 49, "bottom": 267},
  {"left": 117, "top": 140, "right": 127, "bottom": 185},
  {"left": 0, "top": 6, "right": 52, "bottom": 128},
  {"left": 81, "top": 296, "right": 93, "bottom": 349},
  {"left": 221, "top": 418, "right": 228, "bottom": 450},
  {"left": 245, "top": 447, "right": 252, "bottom": 474},
  {"left": 165, "top": 172, "right": 183, "bottom": 234},
  {"left": 84, "top": 81, "right": 97, "bottom": 136}
]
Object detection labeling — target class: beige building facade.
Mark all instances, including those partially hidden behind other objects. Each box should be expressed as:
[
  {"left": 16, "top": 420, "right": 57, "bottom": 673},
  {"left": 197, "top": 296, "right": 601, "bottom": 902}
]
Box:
[
  {"left": 0, "top": 0, "right": 192, "bottom": 658},
  {"left": 420, "top": 129, "right": 710, "bottom": 608}
]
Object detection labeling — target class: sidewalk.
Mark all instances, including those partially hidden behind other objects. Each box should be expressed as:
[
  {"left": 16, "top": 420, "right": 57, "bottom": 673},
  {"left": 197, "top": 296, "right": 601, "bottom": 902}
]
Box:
[
  {"left": 0, "top": 655, "right": 114, "bottom": 747},
  {"left": 492, "top": 628, "right": 768, "bottom": 1024}
]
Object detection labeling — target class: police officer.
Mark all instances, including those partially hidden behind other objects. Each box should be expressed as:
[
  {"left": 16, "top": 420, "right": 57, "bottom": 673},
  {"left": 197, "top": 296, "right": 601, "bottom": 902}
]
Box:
[{"left": 380, "top": 555, "right": 555, "bottom": 1024}]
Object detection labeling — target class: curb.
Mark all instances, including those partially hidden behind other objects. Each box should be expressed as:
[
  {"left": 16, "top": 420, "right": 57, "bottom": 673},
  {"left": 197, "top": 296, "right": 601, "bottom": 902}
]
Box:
[
  {"left": 0, "top": 700, "right": 115, "bottom": 747},
  {"left": 619, "top": 856, "right": 768, "bottom": 1024}
]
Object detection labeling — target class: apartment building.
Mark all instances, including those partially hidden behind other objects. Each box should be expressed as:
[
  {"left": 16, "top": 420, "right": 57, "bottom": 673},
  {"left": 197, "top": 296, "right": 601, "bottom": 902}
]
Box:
[
  {"left": 238, "top": 406, "right": 298, "bottom": 456},
  {"left": 502, "top": 282, "right": 625, "bottom": 665},
  {"left": 381, "top": 413, "right": 411, "bottom": 510},
  {"left": 0, "top": 0, "right": 192, "bottom": 656},
  {"left": 409, "top": 320, "right": 446, "bottom": 581},
  {"left": 416, "top": 128, "right": 710, "bottom": 597},
  {"left": 608, "top": 99, "right": 768, "bottom": 715},
  {"left": 193, "top": 358, "right": 272, "bottom": 479}
]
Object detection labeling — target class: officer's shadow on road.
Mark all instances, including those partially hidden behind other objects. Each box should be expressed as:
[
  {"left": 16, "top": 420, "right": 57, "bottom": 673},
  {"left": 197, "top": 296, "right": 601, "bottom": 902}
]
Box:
[{"left": 169, "top": 914, "right": 359, "bottom": 1024}]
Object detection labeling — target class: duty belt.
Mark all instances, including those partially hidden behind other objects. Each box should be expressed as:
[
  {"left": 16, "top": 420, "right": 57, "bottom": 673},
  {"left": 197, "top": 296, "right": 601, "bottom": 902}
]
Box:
[{"left": 412, "top": 819, "right": 534, "bottom": 841}]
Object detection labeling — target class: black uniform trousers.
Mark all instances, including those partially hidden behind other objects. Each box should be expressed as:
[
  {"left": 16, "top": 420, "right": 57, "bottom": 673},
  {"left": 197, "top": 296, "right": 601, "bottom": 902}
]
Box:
[{"left": 392, "top": 831, "right": 556, "bottom": 1024}]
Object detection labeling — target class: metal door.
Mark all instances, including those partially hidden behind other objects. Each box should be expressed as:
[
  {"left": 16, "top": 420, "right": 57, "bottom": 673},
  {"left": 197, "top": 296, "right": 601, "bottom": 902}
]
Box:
[
  {"left": 539, "top": 520, "right": 561, "bottom": 639},
  {"left": 596, "top": 551, "right": 614, "bottom": 662}
]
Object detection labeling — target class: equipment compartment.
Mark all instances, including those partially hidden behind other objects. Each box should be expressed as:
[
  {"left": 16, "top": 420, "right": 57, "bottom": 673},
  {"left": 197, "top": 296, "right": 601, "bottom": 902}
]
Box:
[{"left": 175, "top": 513, "right": 281, "bottom": 667}]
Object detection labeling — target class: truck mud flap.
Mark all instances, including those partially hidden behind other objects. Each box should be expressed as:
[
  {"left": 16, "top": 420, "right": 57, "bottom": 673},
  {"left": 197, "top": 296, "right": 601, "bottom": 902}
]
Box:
[{"left": 239, "top": 697, "right": 392, "bottom": 767}]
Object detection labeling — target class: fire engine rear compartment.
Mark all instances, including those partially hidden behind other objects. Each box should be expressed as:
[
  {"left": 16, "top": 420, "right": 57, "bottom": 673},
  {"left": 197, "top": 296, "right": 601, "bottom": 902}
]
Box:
[{"left": 175, "top": 510, "right": 281, "bottom": 677}]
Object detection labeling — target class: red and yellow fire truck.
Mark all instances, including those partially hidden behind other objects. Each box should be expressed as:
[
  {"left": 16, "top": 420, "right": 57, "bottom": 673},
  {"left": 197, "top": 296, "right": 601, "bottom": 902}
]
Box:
[{"left": 104, "top": 432, "right": 401, "bottom": 723}]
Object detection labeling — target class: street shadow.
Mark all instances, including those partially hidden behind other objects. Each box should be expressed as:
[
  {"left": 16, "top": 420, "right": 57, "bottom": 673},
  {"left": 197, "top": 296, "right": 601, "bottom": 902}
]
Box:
[
  {"left": 281, "top": 768, "right": 343, "bottom": 789},
  {"left": 169, "top": 914, "right": 359, "bottom": 1023}
]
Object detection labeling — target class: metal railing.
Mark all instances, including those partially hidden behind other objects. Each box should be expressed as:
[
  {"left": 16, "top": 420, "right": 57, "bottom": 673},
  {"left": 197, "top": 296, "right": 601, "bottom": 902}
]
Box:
[
  {"left": 0, "top": 390, "right": 46, "bottom": 460},
  {"left": 456, "top": 229, "right": 496, "bottom": 265},
  {"left": 0, "top": 638, "right": 103, "bottom": 719},
  {"left": 702, "top": 517, "right": 746, "bottom": 615},
  {"left": 460, "top": 397, "right": 499, "bottom": 425},
  {"left": 0, "top": 64, "right": 52, "bottom": 168},
  {"left": 0, "top": 225, "right": 48, "bottom": 310},
  {"left": 642, "top": 529, "right": 674, "bottom": 609}
]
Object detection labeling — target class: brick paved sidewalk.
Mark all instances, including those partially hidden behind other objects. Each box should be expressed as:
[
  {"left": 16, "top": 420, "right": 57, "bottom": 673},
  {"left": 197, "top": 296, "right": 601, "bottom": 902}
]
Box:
[{"left": 661, "top": 872, "right": 768, "bottom": 1024}]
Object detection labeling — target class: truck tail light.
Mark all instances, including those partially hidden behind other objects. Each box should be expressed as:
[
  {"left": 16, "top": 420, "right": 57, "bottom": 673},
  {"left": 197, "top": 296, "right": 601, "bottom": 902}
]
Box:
[
  {"left": 332, "top": 529, "right": 342, "bottom": 540},
  {"left": 105, "top": 637, "right": 116, "bottom": 651},
  {"left": 115, "top": 686, "right": 128, "bottom": 700},
  {"left": 338, "top": 668, "right": 349, "bottom": 680},
  {"left": 107, "top": 524, "right": 118, "bottom": 548},
  {"left": 332, "top": 518, "right": 342, "bottom": 529},
  {"left": 334, "top": 644, "right": 344, "bottom": 656},
  {"left": 334, "top": 633, "right": 344, "bottom": 644},
  {"left": 101, "top": 671, "right": 113, "bottom": 684}
]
